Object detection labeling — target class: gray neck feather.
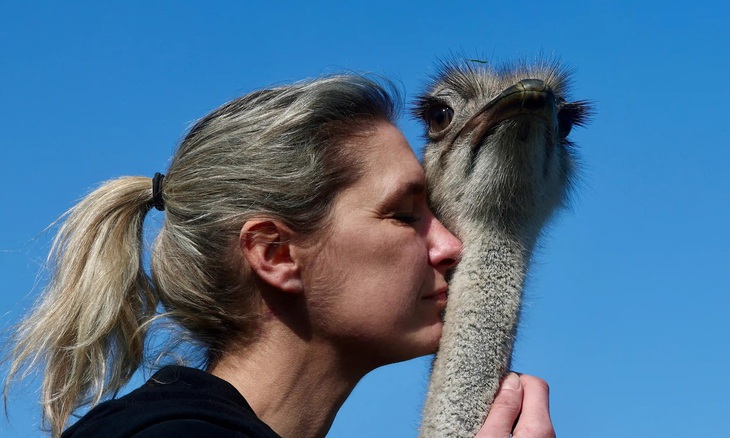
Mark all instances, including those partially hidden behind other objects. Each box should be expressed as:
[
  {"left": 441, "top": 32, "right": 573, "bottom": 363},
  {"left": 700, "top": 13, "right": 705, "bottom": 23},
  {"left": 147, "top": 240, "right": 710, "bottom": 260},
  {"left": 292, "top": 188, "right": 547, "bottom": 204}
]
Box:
[{"left": 419, "top": 226, "right": 532, "bottom": 438}]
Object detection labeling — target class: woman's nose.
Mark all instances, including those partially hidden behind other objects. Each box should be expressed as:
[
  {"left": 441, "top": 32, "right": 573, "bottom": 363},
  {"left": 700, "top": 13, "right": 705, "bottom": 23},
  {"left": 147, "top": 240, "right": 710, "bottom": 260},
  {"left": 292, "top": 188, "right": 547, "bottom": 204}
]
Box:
[{"left": 427, "top": 217, "right": 462, "bottom": 272}]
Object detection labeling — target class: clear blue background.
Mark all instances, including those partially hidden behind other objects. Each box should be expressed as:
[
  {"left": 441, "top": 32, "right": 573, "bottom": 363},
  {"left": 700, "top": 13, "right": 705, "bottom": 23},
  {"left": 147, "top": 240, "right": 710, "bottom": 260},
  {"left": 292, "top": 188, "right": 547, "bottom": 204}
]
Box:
[{"left": 2, "top": 1, "right": 729, "bottom": 437}]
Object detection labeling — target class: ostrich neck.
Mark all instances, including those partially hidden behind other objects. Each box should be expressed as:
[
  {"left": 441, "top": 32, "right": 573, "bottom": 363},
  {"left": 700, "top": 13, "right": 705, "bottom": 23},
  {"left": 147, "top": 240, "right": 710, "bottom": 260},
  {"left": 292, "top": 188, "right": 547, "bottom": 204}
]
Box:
[{"left": 419, "top": 224, "right": 531, "bottom": 438}]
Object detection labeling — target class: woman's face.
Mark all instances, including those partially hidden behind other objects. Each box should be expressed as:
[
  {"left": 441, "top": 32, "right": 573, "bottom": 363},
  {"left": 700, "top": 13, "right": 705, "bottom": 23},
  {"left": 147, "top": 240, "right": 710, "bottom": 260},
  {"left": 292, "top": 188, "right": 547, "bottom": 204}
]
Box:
[{"left": 302, "top": 122, "right": 462, "bottom": 369}]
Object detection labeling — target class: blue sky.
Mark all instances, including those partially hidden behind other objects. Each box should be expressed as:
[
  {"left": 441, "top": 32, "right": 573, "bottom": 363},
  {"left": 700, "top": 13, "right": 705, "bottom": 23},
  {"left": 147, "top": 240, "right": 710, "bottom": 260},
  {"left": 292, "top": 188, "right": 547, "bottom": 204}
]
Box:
[{"left": 2, "top": 2, "right": 729, "bottom": 437}]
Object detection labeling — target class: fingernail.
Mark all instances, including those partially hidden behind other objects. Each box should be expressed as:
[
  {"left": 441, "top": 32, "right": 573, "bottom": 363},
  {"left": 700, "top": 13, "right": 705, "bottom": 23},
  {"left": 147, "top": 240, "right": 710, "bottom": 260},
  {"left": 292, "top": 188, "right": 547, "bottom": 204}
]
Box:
[{"left": 503, "top": 373, "right": 521, "bottom": 390}]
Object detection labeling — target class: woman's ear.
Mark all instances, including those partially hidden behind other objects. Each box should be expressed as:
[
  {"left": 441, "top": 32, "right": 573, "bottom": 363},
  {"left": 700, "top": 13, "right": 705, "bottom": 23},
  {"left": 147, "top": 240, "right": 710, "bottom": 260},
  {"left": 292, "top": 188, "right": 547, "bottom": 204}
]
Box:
[{"left": 239, "top": 219, "right": 304, "bottom": 293}]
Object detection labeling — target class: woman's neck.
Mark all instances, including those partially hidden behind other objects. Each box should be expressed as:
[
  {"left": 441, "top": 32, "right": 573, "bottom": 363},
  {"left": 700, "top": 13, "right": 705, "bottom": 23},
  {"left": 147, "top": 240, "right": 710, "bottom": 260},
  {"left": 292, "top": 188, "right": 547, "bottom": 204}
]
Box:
[{"left": 209, "top": 321, "right": 363, "bottom": 438}]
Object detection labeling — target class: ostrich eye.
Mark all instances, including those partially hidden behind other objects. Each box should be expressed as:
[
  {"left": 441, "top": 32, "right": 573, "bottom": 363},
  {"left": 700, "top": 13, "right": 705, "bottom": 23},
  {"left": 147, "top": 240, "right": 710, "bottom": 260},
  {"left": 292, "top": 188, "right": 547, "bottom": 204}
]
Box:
[
  {"left": 557, "top": 101, "right": 591, "bottom": 139},
  {"left": 558, "top": 110, "right": 574, "bottom": 138},
  {"left": 425, "top": 104, "right": 454, "bottom": 133}
]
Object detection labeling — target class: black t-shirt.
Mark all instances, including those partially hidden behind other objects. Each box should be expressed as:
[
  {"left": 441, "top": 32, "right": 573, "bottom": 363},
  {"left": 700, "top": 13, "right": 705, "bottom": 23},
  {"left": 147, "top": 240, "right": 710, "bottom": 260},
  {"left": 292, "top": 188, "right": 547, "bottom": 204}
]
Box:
[{"left": 62, "top": 366, "right": 282, "bottom": 438}]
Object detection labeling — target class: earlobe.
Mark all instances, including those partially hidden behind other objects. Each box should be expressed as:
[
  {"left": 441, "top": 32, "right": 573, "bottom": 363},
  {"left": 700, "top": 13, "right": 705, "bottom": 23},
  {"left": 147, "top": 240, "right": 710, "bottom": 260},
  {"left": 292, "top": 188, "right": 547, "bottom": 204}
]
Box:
[{"left": 239, "top": 219, "right": 304, "bottom": 293}]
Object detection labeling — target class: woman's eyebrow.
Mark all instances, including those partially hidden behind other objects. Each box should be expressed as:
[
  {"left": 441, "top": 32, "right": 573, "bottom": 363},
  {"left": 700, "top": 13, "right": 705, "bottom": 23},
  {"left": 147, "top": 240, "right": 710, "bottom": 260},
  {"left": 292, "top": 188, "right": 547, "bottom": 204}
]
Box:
[
  {"left": 401, "top": 180, "right": 425, "bottom": 195},
  {"left": 379, "top": 180, "right": 426, "bottom": 206}
]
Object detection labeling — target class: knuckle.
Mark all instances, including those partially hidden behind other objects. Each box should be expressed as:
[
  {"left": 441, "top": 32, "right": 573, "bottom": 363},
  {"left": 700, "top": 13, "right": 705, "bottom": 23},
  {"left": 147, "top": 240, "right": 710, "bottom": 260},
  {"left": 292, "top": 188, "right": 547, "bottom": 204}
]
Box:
[{"left": 515, "top": 424, "right": 555, "bottom": 438}]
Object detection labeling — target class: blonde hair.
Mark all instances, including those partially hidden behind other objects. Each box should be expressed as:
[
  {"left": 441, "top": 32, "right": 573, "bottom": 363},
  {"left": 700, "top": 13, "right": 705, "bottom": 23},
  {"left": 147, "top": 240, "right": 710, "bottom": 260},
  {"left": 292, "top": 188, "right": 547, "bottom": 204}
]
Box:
[{"left": 4, "top": 74, "right": 399, "bottom": 436}]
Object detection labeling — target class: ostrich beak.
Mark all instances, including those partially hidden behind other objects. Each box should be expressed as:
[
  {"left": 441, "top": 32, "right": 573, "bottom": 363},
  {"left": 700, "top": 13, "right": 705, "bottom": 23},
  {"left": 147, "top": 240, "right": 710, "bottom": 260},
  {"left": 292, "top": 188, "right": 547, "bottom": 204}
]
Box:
[{"left": 461, "top": 79, "right": 557, "bottom": 150}]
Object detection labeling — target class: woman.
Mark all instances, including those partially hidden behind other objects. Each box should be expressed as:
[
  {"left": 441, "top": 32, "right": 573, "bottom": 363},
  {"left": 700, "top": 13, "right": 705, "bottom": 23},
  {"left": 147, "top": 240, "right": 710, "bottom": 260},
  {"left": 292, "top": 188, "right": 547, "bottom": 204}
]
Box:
[{"left": 5, "top": 75, "right": 554, "bottom": 437}]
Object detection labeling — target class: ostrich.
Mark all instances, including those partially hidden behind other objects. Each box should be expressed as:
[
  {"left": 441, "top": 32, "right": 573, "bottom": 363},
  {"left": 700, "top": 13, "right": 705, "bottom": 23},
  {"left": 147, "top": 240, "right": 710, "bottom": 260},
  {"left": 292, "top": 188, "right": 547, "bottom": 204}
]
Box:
[{"left": 415, "top": 60, "right": 591, "bottom": 438}]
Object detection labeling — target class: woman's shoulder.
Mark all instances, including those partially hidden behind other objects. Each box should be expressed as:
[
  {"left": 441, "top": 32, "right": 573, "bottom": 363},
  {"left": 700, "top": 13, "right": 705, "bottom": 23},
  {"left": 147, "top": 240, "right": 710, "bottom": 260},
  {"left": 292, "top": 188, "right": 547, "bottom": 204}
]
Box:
[{"left": 62, "top": 366, "right": 281, "bottom": 438}]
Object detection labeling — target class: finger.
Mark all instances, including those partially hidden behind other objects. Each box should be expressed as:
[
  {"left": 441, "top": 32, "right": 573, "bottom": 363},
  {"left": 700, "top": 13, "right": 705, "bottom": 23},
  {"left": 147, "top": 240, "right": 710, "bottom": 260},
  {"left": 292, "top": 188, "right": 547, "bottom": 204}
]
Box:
[
  {"left": 512, "top": 375, "right": 555, "bottom": 438},
  {"left": 476, "top": 373, "right": 523, "bottom": 438}
]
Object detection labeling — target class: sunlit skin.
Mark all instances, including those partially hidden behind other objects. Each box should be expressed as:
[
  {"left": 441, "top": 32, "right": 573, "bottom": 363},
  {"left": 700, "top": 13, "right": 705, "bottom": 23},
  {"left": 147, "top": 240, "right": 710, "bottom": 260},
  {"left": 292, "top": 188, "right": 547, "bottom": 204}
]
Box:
[
  {"left": 211, "top": 122, "right": 553, "bottom": 438},
  {"left": 300, "top": 122, "right": 462, "bottom": 370}
]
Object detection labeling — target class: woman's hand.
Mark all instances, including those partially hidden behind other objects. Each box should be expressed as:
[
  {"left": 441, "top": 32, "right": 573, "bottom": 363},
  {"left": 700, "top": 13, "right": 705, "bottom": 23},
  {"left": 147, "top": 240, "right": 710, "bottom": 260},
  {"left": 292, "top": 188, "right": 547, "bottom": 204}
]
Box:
[{"left": 476, "top": 373, "right": 555, "bottom": 438}]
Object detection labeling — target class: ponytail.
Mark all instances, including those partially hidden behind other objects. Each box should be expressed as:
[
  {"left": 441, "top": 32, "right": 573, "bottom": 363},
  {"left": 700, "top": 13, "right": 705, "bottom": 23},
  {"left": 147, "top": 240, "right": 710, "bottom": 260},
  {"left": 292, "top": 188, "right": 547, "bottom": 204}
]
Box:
[{"left": 4, "top": 176, "right": 158, "bottom": 437}]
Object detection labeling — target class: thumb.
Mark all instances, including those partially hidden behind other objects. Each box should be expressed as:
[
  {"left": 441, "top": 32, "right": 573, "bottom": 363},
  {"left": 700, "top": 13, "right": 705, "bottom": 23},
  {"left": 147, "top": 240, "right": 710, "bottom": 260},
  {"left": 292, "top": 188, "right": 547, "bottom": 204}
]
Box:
[{"left": 476, "top": 373, "right": 523, "bottom": 438}]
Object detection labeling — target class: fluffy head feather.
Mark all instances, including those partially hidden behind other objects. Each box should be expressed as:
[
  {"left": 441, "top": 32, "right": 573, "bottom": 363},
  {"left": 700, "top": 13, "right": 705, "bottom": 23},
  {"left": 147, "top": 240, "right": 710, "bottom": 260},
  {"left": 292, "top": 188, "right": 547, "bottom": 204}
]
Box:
[{"left": 414, "top": 59, "right": 592, "bottom": 244}]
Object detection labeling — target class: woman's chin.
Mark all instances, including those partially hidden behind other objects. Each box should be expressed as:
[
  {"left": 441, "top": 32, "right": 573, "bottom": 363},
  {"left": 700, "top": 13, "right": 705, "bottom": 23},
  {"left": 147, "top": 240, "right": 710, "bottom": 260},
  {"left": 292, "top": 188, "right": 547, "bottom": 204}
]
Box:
[{"left": 414, "top": 321, "right": 444, "bottom": 357}]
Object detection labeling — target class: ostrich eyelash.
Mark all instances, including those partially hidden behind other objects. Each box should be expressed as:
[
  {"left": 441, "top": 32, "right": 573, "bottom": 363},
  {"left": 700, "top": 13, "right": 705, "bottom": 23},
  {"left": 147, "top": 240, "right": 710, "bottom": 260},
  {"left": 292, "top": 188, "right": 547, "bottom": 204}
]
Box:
[{"left": 411, "top": 96, "right": 451, "bottom": 121}]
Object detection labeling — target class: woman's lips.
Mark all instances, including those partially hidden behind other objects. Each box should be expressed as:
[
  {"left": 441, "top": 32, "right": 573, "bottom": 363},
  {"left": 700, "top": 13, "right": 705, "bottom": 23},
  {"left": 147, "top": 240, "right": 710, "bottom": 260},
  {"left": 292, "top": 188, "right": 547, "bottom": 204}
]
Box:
[
  {"left": 430, "top": 292, "right": 447, "bottom": 304},
  {"left": 424, "top": 288, "right": 448, "bottom": 304}
]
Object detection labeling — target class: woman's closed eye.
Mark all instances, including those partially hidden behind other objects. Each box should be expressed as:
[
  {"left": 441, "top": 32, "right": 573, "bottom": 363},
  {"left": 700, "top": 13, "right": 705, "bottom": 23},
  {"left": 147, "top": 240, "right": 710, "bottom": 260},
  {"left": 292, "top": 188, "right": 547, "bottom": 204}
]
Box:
[
  {"left": 391, "top": 213, "right": 421, "bottom": 225},
  {"left": 380, "top": 179, "right": 427, "bottom": 226}
]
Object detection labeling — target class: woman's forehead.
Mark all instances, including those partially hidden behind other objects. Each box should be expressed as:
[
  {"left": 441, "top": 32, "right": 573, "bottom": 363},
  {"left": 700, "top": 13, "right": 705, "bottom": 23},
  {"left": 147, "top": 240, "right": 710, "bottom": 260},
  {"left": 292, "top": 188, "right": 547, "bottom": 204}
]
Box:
[{"left": 357, "top": 124, "right": 423, "bottom": 184}]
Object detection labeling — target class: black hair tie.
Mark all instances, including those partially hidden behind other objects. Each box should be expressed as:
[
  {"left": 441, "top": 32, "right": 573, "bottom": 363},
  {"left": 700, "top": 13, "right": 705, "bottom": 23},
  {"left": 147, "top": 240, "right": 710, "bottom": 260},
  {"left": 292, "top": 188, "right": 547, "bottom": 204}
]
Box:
[{"left": 150, "top": 172, "right": 166, "bottom": 211}]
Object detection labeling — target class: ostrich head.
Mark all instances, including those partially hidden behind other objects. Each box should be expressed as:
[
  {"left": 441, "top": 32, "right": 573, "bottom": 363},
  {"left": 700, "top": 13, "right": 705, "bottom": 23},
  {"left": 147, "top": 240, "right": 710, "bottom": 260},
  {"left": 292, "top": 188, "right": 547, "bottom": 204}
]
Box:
[{"left": 414, "top": 60, "right": 591, "bottom": 244}]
